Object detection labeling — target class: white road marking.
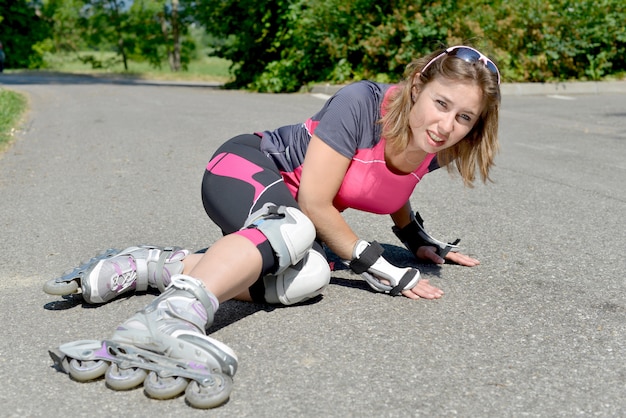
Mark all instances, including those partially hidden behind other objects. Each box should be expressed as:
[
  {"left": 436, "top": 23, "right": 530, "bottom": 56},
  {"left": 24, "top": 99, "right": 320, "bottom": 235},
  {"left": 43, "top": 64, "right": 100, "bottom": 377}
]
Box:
[
  {"left": 547, "top": 95, "right": 576, "bottom": 100},
  {"left": 311, "top": 93, "right": 331, "bottom": 100}
]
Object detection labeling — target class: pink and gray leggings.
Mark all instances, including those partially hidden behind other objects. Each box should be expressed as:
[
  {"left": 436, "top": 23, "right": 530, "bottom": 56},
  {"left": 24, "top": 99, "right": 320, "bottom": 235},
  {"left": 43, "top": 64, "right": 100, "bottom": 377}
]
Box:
[{"left": 201, "top": 134, "right": 325, "bottom": 303}]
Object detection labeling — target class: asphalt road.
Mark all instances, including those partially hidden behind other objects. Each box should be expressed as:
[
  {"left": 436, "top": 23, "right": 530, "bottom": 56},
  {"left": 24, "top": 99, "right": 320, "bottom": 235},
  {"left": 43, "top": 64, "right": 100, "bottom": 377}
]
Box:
[{"left": 0, "top": 73, "right": 625, "bottom": 417}]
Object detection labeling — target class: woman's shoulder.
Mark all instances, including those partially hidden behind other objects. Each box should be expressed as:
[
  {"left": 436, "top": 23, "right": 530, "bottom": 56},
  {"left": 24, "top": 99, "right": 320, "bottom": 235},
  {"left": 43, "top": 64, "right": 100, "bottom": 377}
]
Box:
[
  {"left": 335, "top": 80, "right": 394, "bottom": 99},
  {"left": 325, "top": 81, "right": 396, "bottom": 115}
]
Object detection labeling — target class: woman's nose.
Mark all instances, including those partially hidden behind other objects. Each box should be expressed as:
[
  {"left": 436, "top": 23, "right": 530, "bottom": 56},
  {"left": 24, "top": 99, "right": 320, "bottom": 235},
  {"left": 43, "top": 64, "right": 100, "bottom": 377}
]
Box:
[{"left": 438, "top": 113, "right": 454, "bottom": 135}]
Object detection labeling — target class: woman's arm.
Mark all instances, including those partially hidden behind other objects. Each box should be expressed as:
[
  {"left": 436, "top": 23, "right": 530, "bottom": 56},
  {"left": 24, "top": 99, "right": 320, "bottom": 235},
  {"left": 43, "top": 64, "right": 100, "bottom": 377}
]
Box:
[
  {"left": 299, "top": 135, "right": 448, "bottom": 299},
  {"left": 297, "top": 135, "right": 358, "bottom": 260},
  {"left": 390, "top": 201, "right": 413, "bottom": 229}
]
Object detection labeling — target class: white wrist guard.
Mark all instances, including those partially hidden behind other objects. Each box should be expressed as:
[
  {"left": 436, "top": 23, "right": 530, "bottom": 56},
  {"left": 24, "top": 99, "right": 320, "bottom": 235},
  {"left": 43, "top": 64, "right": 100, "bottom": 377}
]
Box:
[{"left": 344, "top": 240, "right": 420, "bottom": 296}]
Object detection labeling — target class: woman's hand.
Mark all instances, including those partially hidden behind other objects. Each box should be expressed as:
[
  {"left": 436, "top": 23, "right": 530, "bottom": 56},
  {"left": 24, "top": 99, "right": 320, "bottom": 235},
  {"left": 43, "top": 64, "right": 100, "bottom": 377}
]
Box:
[
  {"left": 416, "top": 246, "right": 480, "bottom": 267},
  {"left": 402, "top": 279, "right": 444, "bottom": 300},
  {"left": 400, "top": 246, "right": 479, "bottom": 300}
]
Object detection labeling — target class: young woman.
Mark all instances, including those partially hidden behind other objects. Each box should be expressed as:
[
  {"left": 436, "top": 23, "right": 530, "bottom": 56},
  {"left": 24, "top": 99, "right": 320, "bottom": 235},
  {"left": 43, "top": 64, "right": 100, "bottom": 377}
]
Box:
[{"left": 47, "top": 45, "right": 501, "bottom": 409}]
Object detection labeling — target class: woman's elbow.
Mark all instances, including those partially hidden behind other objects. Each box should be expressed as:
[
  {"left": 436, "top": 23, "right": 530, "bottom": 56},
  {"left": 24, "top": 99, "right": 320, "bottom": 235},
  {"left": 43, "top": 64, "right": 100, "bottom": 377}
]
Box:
[{"left": 297, "top": 197, "right": 329, "bottom": 223}]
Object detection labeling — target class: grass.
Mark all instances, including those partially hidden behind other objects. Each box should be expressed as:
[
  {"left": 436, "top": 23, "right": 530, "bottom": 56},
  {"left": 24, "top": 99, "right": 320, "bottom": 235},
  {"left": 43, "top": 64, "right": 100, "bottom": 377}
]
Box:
[
  {"left": 39, "top": 51, "right": 233, "bottom": 83},
  {"left": 0, "top": 88, "right": 27, "bottom": 152}
]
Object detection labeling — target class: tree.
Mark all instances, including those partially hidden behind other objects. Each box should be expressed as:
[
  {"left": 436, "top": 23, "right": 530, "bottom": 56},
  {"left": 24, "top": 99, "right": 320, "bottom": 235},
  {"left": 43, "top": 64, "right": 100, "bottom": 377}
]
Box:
[
  {"left": 0, "top": 0, "right": 51, "bottom": 68},
  {"left": 128, "top": 0, "right": 195, "bottom": 71},
  {"left": 84, "top": 0, "right": 131, "bottom": 69},
  {"left": 41, "top": 0, "right": 88, "bottom": 53},
  {"left": 193, "top": 0, "right": 293, "bottom": 89}
]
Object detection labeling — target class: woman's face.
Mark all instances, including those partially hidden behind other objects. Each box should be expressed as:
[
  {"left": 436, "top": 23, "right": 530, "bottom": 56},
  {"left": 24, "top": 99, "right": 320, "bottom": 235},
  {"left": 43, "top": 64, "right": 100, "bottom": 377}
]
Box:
[{"left": 408, "top": 77, "right": 484, "bottom": 153}]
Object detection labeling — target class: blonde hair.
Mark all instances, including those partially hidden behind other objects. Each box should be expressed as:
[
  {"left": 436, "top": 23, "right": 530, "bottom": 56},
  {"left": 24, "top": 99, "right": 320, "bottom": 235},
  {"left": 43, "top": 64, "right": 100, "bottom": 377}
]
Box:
[{"left": 381, "top": 48, "right": 501, "bottom": 187}]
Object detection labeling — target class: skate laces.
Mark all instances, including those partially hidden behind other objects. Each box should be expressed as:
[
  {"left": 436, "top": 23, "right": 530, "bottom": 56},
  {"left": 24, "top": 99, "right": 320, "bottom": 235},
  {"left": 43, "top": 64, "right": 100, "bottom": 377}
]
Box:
[{"left": 110, "top": 257, "right": 139, "bottom": 292}]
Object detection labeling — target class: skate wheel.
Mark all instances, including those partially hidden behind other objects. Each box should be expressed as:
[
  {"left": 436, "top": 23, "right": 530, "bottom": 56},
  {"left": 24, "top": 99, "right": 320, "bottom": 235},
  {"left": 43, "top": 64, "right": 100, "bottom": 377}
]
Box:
[
  {"left": 105, "top": 363, "right": 147, "bottom": 391},
  {"left": 143, "top": 371, "right": 188, "bottom": 400},
  {"left": 43, "top": 278, "right": 79, "bottom": 296},
  {"left": 67, "top": 358, "right": 109, "bottom": 382},
  {"left": 185, "top": 374, "right": 233, "bottom": 409}
]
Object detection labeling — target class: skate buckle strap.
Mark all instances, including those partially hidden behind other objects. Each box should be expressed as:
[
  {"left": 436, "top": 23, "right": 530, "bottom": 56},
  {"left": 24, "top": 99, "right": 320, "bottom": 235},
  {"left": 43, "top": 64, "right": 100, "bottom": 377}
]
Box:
[
  {"left": 134, "top": 246, "right": 179, "bottom": 293},
  {"left": 154, "top": 246, "right": 177, "bottom": 292},
  {"left": 135, "top": 258, "right": 149, "bottom": 292},
  {"left": 170, "top": 275, "right": 217, "bottom": 326}
]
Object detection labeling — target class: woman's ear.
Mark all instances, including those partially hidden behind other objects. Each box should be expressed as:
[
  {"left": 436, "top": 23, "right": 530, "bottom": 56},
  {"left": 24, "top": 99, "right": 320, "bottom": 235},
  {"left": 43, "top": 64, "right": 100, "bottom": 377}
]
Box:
[
  {"left": 412, "top": 73, "right": 421, "bottom": 87},
  {"left": 411, "top": 74, "right": 422, "bottom": 102}
]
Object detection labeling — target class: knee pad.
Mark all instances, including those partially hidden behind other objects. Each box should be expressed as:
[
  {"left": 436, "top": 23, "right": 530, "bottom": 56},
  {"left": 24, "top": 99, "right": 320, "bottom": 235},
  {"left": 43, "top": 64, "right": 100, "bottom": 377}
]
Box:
[
  {"left": 243, "top": 203, "right": 316, "bottom": 274},
  {"left": 263, "top": 248, "right": 330, "bottom": 305}
]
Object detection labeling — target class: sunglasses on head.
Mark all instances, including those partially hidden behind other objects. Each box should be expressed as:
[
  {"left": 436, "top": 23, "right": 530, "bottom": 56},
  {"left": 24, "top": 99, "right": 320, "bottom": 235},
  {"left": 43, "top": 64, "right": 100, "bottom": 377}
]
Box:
[{"left": 421, "top": 46, "right": 501, "bottom": 85}]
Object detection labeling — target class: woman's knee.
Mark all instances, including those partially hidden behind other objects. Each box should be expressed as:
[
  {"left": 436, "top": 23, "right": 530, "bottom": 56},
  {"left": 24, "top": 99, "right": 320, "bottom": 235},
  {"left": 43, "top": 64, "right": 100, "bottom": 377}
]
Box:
[{"left": 261, "top": 247, "right": 331, "bottom": 305}]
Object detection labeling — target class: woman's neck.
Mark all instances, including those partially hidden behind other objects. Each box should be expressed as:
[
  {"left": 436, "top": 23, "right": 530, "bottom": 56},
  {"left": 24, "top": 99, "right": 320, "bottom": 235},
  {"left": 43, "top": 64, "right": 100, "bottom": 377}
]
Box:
[{"left": 384, "top": 140, "right": 427, "bottom": 175}]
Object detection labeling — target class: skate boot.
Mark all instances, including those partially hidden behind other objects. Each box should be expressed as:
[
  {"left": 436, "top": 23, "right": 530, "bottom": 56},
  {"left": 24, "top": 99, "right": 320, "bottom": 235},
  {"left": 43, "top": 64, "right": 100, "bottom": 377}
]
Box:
[
  {"left": 44, "top": 245, "right": 189, "bottom": 304},
  {"left": 49, "top": 275, "right": 238, "bottom": 409}
]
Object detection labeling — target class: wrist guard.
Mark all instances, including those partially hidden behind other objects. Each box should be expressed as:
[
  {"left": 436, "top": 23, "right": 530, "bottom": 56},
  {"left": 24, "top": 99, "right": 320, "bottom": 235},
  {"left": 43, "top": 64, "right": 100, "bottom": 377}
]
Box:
[
  {"left": 392, "top": 211, "right": 460, "bottom": 258},
  {"left": 344, "top": 240, "right": 420, "bottom": 296}
]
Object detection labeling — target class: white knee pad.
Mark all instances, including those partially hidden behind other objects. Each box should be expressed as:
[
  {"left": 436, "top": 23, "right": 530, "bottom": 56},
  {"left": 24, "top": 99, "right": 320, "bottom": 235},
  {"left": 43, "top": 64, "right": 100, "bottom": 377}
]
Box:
[
  {"left": 263, "top": 248, "right": 330, "bottom": 305},
  {"left": 244, "top": 203, "right": 316, "bottom": 274}
]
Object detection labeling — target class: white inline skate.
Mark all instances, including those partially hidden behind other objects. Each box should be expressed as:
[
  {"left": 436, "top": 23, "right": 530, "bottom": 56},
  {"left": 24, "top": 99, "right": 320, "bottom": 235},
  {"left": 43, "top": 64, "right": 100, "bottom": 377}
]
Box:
[
  {"left": 43, "top": 245, "right": 188, "bottom": 304},
  {"left": 49, "top": 275, "right": 238, "bottom": 409}
]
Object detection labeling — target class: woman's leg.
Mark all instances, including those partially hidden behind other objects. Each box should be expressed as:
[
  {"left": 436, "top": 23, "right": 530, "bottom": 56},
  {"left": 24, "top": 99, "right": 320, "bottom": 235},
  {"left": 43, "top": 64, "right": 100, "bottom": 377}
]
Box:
[
  {"left": 196, "top": 134, "right": 302, "bottom": 302},
  {"left": 66, "top": 134, "right": 321, "bottom": 306},
  {"left": 184, "top": 235, "right": 261, "bottom": 303},
  {"left": 197, "top": 134, "right": 328, "bottom": 305},
  {"left": 50, "top": 136, "right": 299, "bottom": 408}
]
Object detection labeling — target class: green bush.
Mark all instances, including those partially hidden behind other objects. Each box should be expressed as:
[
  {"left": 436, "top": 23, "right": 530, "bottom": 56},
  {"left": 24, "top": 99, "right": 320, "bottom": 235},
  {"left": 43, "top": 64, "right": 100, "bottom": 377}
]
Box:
[
  {"left": 0, "top": 0, "right": 51, "bottom": 69},
  {"left": 6, "top": 0, "right": 623, "bottom": 91},
  {"left": 198, "top": 0, "right": 626, "bottom": 92}
]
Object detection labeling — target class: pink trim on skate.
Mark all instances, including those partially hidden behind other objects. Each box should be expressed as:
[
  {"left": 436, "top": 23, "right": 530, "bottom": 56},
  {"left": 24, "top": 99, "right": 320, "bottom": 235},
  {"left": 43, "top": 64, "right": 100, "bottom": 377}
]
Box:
[
  {"left": 192, "top": 301, "right": 208, "bottom": 322},
  {"left": 188, "top": 361, "right": 210, "bottom": 371},
  {"left": 95, "top": 342, "right": 114, "bottom": 360},
  {"left": 153, "top": 267, "right": 172, "bottom": 284}
]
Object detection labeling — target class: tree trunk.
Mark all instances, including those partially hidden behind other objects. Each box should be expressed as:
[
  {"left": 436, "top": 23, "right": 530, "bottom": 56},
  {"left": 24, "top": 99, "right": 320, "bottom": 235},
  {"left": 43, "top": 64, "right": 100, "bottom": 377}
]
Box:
[
  {"left": 118, "top": 37, "right": 128, "bottom": 70},
  {"left": 160, "top": 0, "right": 181, "bottom": 72},
  {"left": 169, "top": 0, "right": 181, "bottom": 72},
  {"left": 108, "top": 0, "right": 128, "bottom": 70}
]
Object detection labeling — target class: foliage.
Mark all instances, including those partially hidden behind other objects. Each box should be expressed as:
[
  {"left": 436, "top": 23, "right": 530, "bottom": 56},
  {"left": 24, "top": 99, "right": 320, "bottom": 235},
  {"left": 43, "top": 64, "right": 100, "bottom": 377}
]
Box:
[
  {"left": 0, "top": 0, "right": 52, "bottom": 68},
  {"left": 196, "top": 0, "right": 626, "bottom": 91},
  {"left": 458, "top": 0, "right": 626, "bottom": 82},
  {"left": 192, "top": 0, "right": 294, "bottom": 90},
  {"left": 32, "top": 0, "right": 198, "bottom": 71},
  {"left": 2, "top": 0, "right": 624, "bottom": 90},
  {"left": 128, "top": 0, "right": 198, "bottom": 71}
]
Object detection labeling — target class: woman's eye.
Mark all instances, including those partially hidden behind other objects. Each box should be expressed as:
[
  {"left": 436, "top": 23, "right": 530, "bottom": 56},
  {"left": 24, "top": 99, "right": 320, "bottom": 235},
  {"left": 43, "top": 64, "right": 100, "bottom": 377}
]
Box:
[
  {"left": 436, "top": 100, "right": 447, "bottom": 108},
  {"left": 459, "top": 114, "right": 472, "bottom": 122}
]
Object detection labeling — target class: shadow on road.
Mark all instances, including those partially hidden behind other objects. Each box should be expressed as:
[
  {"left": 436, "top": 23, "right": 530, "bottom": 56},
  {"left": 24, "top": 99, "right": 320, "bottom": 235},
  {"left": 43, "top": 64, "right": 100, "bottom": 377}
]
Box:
[
  {"left": 0, "top": 71, "right": 224, "bottom": 88},
  {"left": 42, "top": 243, "right": 444, "bottom": 332}
]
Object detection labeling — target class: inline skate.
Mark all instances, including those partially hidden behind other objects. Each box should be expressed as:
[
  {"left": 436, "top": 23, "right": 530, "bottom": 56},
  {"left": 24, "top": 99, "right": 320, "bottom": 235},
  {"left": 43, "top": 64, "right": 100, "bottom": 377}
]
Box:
[
  {"left": 49, "top": 275, "right": 238, "bottom": 409},
  {"left": 43, "top": 245, "right": 188, "bottom": 304}
]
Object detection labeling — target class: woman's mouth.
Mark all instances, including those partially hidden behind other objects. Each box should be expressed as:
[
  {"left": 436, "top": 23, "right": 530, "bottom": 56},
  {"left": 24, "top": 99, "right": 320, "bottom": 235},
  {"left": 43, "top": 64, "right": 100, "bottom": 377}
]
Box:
[{"left": 428, "top": 131, "right": 446, "bottom": 145}]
